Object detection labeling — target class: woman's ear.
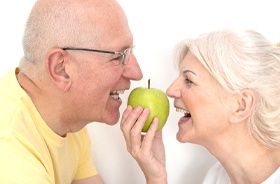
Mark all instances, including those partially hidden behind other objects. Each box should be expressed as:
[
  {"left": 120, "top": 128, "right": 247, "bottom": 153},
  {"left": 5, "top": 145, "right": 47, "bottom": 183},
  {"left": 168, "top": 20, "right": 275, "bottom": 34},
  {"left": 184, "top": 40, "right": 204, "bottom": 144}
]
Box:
[
  {"left": 229, "top": 89, "right": 255, "bottom": 124},
  {"left": 45, "top": 48, "right": 72, "bottom": 91}
]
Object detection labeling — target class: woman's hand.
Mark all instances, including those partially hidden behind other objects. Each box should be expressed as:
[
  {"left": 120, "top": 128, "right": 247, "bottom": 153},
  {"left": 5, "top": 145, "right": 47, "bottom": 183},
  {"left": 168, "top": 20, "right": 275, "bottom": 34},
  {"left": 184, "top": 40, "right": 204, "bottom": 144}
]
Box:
[{"left": 120, "top": 105, "right": 167, "bottom": 184}]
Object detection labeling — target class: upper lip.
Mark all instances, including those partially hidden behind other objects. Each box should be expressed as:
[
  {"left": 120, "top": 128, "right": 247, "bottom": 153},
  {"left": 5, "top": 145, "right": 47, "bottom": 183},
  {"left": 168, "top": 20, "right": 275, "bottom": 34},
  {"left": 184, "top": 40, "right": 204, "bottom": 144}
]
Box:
[{"left": 110, "top": 84, "right": 131, "bottom": 93}]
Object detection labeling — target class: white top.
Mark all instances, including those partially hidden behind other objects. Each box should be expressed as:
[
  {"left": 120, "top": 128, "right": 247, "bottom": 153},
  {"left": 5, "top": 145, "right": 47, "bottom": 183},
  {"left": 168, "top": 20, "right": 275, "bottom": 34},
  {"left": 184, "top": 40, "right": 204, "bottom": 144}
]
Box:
[{"left": 203, "top": 162, "right": 280, "bottom": 184}]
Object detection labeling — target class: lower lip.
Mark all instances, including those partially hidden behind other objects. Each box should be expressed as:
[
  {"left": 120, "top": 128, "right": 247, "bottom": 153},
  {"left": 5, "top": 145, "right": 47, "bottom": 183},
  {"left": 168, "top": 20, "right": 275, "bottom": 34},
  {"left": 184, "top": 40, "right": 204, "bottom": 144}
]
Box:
[{"left": 178, "top": 116, "right": 191, "bottom": 125}]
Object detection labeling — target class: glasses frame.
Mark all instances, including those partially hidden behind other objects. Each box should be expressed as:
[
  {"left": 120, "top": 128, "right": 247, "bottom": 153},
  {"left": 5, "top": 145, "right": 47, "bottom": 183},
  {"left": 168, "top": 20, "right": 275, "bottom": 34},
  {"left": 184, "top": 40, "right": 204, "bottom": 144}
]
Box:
[{"left": 62, "top": 46, "right": 135, "bottom": 65}]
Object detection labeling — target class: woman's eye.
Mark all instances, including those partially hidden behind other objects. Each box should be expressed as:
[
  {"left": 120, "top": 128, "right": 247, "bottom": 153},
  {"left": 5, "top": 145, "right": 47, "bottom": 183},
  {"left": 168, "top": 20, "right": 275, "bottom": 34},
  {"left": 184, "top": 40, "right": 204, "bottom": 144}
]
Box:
[{"left": 185, "top": 78, "right": 193, "bottom": 86}]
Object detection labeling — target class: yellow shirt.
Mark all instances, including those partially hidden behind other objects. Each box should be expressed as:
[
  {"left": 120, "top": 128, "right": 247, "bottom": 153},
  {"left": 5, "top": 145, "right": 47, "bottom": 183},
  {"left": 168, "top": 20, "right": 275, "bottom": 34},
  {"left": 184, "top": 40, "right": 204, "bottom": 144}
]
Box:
[{"left": 0, "top": 69, "right": 98, "bottom": 184}]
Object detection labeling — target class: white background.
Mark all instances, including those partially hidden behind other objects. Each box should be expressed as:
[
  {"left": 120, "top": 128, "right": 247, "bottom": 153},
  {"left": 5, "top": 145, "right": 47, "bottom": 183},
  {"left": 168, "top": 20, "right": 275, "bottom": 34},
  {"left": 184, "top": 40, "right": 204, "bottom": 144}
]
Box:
[{"left": 1, "top": 1, "right": 279, "bottom": 184}]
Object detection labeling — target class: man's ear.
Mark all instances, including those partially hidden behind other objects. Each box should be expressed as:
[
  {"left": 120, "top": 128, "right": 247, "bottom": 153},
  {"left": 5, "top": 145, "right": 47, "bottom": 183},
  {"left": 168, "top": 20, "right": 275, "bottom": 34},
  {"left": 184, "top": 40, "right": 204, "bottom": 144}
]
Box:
[
  {"left": 45, "top": 48, "right": 72, "bottom": 91},
  {"left": 229, "top": 89, "right": 255, "bottom": 124}
]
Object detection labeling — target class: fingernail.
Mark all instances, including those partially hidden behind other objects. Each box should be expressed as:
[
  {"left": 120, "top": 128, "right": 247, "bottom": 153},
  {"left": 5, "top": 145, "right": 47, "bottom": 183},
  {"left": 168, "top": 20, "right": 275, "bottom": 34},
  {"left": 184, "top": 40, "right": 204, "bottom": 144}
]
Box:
[
  {"left": 143, "top": 108, "right": 150, "bottom": 114},
  {"left": 135, "top": 106, "right": 143, "bottom": 112}
]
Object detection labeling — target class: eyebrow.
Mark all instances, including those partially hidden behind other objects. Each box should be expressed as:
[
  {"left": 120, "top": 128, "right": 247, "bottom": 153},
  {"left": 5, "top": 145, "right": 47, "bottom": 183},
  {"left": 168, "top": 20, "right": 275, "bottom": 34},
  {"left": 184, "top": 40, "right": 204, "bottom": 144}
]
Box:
[{"left": 183, "top": 69, "right": 197, "bottom": 76}]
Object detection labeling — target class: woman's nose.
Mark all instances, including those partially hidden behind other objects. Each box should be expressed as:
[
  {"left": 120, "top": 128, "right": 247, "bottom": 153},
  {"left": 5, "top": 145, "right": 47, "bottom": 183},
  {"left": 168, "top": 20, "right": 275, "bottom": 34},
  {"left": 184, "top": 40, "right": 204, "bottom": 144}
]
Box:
[{"left": 166, "top": 78, "right": 181, "bottom": 98}]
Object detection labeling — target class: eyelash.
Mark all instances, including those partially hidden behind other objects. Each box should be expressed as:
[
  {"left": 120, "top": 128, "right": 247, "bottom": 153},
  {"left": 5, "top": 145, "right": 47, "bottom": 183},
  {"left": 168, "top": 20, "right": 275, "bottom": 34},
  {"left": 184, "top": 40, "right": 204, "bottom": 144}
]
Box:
[
  {"left": 185, "top": 77, "right": 193, "bottom": 86},
  {"left": 109, "top": 56, "right": 122, "bottom": 65},
  {"left": 112, "top": 56, "right": 122, "bottom": 60}
]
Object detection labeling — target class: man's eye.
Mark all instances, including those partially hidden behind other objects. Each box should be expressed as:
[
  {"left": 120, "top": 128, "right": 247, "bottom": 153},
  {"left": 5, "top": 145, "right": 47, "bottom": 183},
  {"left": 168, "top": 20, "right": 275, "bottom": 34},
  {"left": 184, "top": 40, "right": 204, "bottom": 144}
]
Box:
[
  {"left": 110, "top": 56, "right": 122, "bottom": 65},
  {"left": 112, "top": 56, "right": 122, "bottom": 61}
]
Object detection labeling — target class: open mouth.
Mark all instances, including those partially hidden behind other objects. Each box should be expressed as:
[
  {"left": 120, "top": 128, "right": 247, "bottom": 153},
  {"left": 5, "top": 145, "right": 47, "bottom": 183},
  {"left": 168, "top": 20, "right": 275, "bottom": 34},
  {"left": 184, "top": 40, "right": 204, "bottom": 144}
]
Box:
[
  {"left": 176, "top": 108, "right": 191, "bottom": 117},
  {"left": 110, "top": 90, "right": 125, "bottom": 100}
]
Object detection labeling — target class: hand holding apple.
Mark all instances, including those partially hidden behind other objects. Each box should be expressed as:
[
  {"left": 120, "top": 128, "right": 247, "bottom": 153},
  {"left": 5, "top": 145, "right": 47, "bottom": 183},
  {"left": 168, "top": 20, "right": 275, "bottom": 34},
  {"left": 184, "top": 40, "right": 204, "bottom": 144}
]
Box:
[{"left": 127, "top": 79, "right": 170, "bottom": 132}]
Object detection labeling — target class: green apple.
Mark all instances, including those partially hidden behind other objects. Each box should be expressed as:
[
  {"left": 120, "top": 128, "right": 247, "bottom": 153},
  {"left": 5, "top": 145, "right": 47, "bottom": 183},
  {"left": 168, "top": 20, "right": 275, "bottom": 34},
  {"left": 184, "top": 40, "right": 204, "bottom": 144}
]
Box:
[{"left": 127, "top": 79, "right": 170, "bottom": 132}]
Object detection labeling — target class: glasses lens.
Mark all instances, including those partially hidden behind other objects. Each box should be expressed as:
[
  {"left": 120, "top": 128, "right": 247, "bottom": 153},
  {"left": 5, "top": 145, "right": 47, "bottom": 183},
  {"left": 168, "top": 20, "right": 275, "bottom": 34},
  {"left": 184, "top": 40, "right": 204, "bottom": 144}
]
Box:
[{"left": 123, "top": 47, "right": 133, "bottom": 65}]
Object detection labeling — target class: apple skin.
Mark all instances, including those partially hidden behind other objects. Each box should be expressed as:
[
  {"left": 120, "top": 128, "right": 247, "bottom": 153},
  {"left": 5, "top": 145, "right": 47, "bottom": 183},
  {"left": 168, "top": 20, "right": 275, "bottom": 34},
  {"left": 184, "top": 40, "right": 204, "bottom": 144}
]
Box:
[{"left": 127, "top": 87, "right": 170, "bottom": 132}]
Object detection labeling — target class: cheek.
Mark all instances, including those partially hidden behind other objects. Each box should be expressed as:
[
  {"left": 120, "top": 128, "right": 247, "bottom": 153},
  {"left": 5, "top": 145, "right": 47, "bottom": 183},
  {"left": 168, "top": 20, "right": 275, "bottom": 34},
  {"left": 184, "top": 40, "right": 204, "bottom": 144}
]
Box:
[
  {"left": 77, "top": 64, "right": 113, "bottom": 89},
  {"left": 183, "top": 86, "right": 216, "bottom": 111},
  {"left": 72, "top": 69, "right": 106, "bottom": 104},
  {"left": 181, "top": 89, "right": 218, "bottom": 128},
  {"left": 181, "top": 88, "right": 205, "bottom": 112},
  {"left": 190, "top": 94, "right": 230, "bottom": 135}
]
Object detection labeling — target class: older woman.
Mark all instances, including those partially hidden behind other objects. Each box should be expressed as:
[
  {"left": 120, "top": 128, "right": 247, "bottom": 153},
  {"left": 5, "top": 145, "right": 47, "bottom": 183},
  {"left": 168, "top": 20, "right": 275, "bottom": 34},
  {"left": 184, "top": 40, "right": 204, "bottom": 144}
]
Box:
[{"left": 121, "top": 29, "right": 280, "bottom": 184}]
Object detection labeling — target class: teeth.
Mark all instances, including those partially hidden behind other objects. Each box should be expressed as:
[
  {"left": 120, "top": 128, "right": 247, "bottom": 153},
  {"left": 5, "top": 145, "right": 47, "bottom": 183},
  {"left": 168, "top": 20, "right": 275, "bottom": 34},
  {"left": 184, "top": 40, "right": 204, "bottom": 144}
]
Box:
[
  {"left": 112, "top": 90, "right": 124, "bottom": 94},
  {"left": 111, "top": 94, "right": 119, "bottom": 100},
  {"left": 176, "top": 108, "right": 189, "bottom": 114},
  {"left": 110, "top": 90, "right": 125, "bottom": 100},
  {"left": 117, "top": 90, "right": 125, "bottom": 94}
]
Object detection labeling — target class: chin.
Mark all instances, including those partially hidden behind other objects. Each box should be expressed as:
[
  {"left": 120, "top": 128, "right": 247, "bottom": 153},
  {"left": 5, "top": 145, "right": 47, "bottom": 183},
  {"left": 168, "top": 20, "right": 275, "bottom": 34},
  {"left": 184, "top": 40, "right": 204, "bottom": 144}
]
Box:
[
  {"left": 94, "top": 108, "right": 120, "bottom": 126},
  {"left": 103, "top": 113, "right": 120, "bottom": 126},
  {"left": 176, "top": 131, "right": 192, "bottom": 143},
  {"left": 176, "top": 134, "right": 185, "bottom": 143},
  {"left": 105, "top": 120, "right": 119, "bottom": 126}
]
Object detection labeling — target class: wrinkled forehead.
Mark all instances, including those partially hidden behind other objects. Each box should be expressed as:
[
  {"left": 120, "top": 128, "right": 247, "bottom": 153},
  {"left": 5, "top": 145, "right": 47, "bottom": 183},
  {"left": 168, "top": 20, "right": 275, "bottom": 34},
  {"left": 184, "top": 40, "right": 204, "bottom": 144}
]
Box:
[
  {"left": 81, "top": 0, "right": 133, "bottom": 48},
  {"left": 63, "top": 0, "right": 132, "bottom": 48}
]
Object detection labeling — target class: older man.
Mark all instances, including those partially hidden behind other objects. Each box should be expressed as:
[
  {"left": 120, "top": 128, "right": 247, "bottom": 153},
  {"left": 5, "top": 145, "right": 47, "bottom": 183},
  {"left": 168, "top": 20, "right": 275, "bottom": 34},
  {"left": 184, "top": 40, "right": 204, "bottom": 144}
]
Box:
[{"left": 0, "top": 0, "right": 143, "bottom": 183}]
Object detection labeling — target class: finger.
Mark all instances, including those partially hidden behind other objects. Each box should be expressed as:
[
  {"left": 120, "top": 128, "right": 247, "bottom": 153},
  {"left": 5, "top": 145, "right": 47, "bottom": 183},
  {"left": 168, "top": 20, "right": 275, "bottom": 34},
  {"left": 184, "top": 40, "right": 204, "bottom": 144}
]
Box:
[
  {"left": 120, "top": 106, "right": 144, "bottom": 151},
  {"left": 141, "top": 117, "right": 159, "bottom": 152},
  {"left": 121, "top": 106, "right": 143, "bottom": 134},
  {"left": 129, "top": 108, "right": 150, "bottom": 156},
  {"left": 129, "top": 108, "right": 150, "bottom": 152},
  {"left": 130, "top": 108, "right": 150, "bottom": 135},
  {"left": 120, "top": 106, "right": 133, "bottom": 150},
  {"left": 120, "top": 105, "right": 133, "bottom": 130}
]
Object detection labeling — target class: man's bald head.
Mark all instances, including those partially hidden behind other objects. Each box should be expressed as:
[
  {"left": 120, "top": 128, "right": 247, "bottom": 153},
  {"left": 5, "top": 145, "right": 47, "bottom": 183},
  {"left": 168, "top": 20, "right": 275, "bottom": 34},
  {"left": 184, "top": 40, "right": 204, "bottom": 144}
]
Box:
[{"left": 20, "top": 0, "right": 131, "bottom": 77}]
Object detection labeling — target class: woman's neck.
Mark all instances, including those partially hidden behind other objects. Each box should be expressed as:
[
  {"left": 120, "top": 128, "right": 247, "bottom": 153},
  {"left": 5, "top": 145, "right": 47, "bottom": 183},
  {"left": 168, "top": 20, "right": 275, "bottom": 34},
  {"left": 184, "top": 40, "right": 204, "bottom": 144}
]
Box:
[{"left": 206, "top": 127, "right": 280, "bottom": 183}]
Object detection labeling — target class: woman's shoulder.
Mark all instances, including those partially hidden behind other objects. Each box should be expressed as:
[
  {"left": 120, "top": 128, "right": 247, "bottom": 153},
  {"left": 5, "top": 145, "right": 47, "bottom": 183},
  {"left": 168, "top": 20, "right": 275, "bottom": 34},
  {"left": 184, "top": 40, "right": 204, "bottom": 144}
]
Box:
[
  {"left": 202, "top": 162, "right": 230, "bottom": 184},
  {"left": 202, "top": 162, "right": 280, "bottom": 184}
]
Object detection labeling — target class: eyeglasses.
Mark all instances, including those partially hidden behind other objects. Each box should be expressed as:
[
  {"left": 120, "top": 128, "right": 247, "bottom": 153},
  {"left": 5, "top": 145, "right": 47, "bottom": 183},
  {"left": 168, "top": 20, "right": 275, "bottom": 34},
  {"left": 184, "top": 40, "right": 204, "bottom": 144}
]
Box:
[{"left": 62, "top": 46, "right": 135, "bottom": 65}]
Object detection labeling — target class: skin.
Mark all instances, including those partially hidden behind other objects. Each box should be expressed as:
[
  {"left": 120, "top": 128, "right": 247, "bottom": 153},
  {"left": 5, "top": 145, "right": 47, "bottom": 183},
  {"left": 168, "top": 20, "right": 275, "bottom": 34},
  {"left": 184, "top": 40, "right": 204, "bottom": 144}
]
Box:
[
  {"left": 17, "top": 0, "right": 143, "bottom": 183},
  {"left": 121, "top": 52, "right": 280, "bottom": 184}
]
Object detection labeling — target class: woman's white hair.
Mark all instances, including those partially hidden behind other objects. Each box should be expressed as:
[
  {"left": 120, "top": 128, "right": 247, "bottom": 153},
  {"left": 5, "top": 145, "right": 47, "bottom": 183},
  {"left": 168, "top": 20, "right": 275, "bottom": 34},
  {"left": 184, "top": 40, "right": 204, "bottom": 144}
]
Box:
[{"left": 175, "top": 29, "right": 280, "bottom": 148}]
